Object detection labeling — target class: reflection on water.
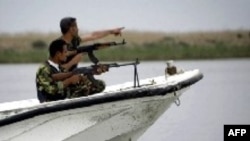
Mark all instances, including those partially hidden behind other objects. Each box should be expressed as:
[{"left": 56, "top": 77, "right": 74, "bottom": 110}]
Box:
[{"left": 0, "top": 59, "right": 250, "bottom": 141}]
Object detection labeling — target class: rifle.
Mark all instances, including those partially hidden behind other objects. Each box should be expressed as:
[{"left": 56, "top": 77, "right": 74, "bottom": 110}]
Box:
[
  {"left": 73, "top": 59, "right": 140, "bottom": 87},
  {"left": 76, "top": 39, "right": 126, "bottom": 65}
]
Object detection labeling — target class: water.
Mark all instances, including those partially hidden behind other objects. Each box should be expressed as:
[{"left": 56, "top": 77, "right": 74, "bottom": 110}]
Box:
[{"left": 0, "top": 59, "right": 250, "bottom": 141}]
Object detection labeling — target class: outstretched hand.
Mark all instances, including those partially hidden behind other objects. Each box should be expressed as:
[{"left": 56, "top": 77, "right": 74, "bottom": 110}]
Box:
[{"left": 111, "top": 27, "right": 125, "bottom": 36}]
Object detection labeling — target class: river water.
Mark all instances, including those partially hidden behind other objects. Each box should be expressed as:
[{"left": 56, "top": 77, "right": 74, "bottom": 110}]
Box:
[{"left": 0, "top": 59, "right": 250, "bottom": 141}]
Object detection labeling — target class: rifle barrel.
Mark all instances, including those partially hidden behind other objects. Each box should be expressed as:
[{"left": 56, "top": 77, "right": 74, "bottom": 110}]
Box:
[
  {"left": 78, "top": 39, "right": 126, "bottom": 52},
  {"left": 108, "top": 60, "right": 140, "bottom": 68}
]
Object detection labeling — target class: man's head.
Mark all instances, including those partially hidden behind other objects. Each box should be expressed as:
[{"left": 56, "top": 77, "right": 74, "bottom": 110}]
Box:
[
  {"left": 60, "top": 17, "right": 79, "bottom": 36},
  {"left": 49, "top": 39, "right": 67, "bottom": 63}
]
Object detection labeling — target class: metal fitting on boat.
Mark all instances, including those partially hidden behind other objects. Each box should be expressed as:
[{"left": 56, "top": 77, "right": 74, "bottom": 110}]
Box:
[{"left": 165, "top": 60, "right": 177, "bottom": 76}]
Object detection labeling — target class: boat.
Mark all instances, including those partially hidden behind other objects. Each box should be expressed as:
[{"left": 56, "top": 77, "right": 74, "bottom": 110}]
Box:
[{"left": 0, "top": 61, "right": 203, "bottom": 141}]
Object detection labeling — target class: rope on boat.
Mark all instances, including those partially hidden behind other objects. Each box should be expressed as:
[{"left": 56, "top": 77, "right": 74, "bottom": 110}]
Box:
[{"left": 174, "top": 85, "right": 181, "bottom": 106}]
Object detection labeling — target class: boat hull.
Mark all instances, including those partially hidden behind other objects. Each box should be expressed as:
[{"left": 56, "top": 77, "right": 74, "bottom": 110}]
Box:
[
  {"left": 0, "top": 89, "right": 187, "bottom": 141},
  {"left": 0, "top": 69, "right": 203, "bottom": 141}
]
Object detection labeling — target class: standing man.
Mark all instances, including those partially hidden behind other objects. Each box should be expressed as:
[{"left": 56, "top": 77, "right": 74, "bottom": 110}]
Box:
[
  {"left": 59, "top": 16, "right": 124, "bottom": 71},
  {"left": 58, "top": 17, "right": 124, "bottom": 97}
]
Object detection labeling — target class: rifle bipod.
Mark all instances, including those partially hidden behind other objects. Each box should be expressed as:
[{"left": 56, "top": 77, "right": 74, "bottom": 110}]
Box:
[
  {"left": 133, "top": 58, "right": 140, "bottom": 88},
  {"left": 104, "top": 58, "right": 140, "bottom": 88}
]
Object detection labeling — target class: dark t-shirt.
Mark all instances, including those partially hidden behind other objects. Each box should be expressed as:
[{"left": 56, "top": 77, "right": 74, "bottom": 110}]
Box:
[{"left": 63, "top": 36, "right": 81, "bottom": 71}]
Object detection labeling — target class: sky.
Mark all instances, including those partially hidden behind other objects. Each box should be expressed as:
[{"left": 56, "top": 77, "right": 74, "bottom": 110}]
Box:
[{"left": 0, "top": 0, "right": 250, "bottom": 33}]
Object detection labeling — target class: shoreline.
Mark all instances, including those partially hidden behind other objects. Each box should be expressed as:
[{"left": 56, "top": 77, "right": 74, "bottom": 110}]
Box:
[{"left": 1, "top": 30, "right": 249, "bottom": 63}]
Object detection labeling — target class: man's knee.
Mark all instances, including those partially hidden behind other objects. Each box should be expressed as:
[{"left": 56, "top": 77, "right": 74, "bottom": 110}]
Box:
[
  {"left": 68, "top": 79, "right": 106, "bottom": 97},
  {"left": 95, "top": 79, "right": 106, "bottom": 92},
  {"left": 91, "top": 79, "right": 106, "bottom": 94}
]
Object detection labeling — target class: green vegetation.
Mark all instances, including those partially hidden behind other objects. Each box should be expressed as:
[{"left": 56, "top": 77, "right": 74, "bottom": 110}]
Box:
[
  {"left": 32, "top": 40, "right": 47, "bottom": 49},
  {"left": 0, "top": 30, "right": 250, "bottom": 63},
  {"left": 0, "top": 49, "right": 48, "bottom": 63},
  {"left": 88, "top": 40, "right": 250, "bottom": 61}
]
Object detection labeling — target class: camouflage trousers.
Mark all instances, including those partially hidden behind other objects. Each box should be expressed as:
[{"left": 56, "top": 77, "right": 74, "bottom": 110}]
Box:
[{"left": 67, "top": 77, "right": 106, "bottom": 98}]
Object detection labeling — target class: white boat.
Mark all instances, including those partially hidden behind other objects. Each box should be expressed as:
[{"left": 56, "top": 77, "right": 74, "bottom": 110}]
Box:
[{"left": 0, "top": 64, "right": 203, "bottom": 141}]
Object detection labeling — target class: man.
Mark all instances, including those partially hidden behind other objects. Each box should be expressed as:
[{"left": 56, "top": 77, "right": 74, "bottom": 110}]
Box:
[
  {"left": 59, "top": 16, "right": 124, "bottom": 71},
  {"left": 36, "top": 39, "right": 107, "bottom": 103},
  {"left": 58, "top": 17, "right": 123, "bottom": 97}
]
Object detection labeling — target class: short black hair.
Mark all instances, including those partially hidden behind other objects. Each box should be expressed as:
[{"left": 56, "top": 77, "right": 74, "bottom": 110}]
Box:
[
  {"left": 60, "top": 17, "right": 76, "bottom": 34},
  {"left": 49, "top": 39, "right": 66, "bottom": 57}
]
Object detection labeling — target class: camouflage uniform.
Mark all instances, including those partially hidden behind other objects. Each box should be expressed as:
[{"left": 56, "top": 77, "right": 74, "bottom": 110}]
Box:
[
  {"left": 36, "top": 61, "right": 67, "bottom": 102},
  {"left": 36, "top": 60, "right": 105, "bottom": 102},
  {"left": 68, "top": 76, "right": 106, "bottom": 98}
]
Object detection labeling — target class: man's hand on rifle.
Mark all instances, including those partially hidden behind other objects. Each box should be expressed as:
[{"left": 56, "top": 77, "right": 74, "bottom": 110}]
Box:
[
  {"left": 94, "top": 64, "right": 109, "bottom": 75},
  {"left": 67, "top": 75, "right": 81, "bottom": 85}
]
